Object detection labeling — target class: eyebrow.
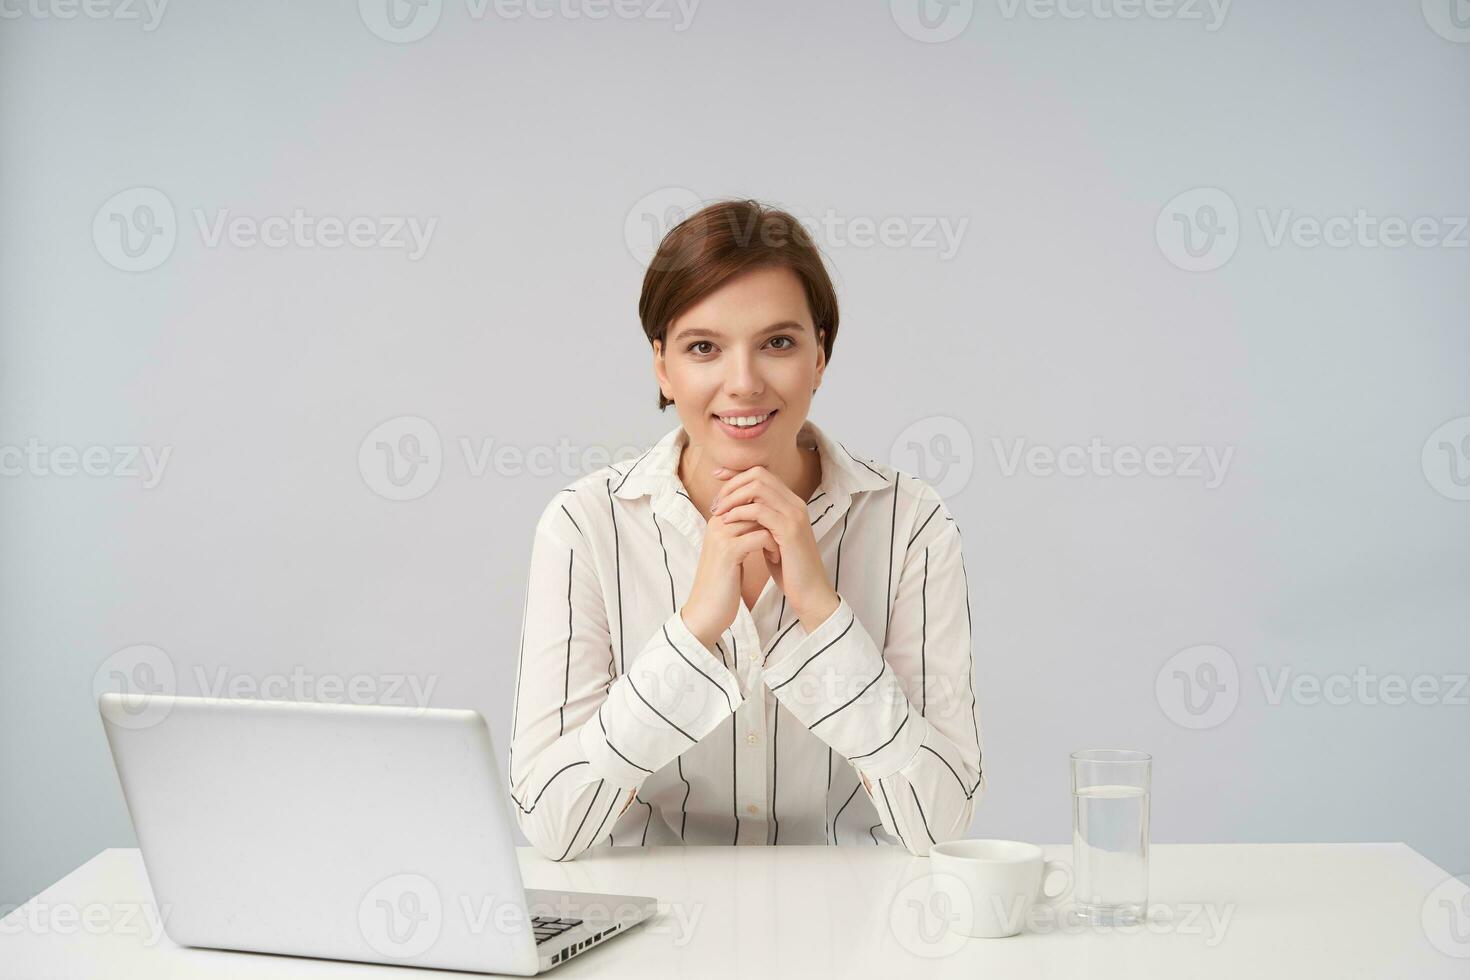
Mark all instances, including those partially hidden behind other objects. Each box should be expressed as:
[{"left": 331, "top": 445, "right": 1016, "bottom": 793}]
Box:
[{"left": 671, "top": 321, "right": 807, "bottom": 343}]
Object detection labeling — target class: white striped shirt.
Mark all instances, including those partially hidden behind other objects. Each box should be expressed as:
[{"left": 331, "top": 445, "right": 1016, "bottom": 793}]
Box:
[{"left": 507, "top": 417, "right": 984, "bottom": 859}]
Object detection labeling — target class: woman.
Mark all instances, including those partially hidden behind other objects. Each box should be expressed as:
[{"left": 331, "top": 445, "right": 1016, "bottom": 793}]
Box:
[{"left": 508, "top": 200, "right": 984, "bottom": 860}]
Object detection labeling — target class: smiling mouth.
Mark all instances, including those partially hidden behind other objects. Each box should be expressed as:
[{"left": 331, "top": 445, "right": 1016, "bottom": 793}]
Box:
[
  {"left": 712, "top": 409, "right": 779, "bottom": 436},
  {"left": 712, "top": 409, "right": 777, "bottom": 425}
]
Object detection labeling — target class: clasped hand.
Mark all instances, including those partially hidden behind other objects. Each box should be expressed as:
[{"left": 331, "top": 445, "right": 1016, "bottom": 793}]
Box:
[{"left": 711, "top": 465, "right": 840, "bottom": 634}]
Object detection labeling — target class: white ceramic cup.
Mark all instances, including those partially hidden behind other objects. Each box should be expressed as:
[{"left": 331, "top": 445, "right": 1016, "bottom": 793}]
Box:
[{"left": 927, "top": 839, "right": 1072, "bottom": 938}]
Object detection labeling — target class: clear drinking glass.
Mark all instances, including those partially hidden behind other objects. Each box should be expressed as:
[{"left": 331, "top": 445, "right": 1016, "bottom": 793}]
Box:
[{"left": 1070, "top": 749, "right": 1151, "bottom": 925}]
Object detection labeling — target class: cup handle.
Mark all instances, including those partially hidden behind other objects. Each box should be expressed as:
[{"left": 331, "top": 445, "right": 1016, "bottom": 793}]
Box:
[{"left": 1036, "top": 859, "right": 1073, "bottom": 908}]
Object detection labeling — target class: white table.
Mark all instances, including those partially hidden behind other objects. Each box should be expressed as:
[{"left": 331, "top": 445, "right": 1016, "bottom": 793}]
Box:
[{"left": 2, "top": 844, "right": 1466, "bottom": 978}]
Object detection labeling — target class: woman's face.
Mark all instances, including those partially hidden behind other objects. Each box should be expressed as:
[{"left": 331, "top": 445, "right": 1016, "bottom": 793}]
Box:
[{"left": 653, "top": 265, "right": 826, "bottom": 464}]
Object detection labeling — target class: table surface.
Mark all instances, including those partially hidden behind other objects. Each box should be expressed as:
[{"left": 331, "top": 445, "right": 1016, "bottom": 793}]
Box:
[{"left": 2, "top": 843, "right": 1467, "bottom": 978}]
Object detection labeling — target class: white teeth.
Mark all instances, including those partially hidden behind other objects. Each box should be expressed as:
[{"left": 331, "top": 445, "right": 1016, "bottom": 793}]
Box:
[{"left": 719, "top": 412, "right": 772, "bottom": 427}]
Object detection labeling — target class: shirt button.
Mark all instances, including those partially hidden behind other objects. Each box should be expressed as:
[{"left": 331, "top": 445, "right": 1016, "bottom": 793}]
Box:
[
  {"left": 746, "top": 803, "right": 759, "bottom": 814},
  {"left": 746, "top": 732, "right": 758, "bottom": 744}
]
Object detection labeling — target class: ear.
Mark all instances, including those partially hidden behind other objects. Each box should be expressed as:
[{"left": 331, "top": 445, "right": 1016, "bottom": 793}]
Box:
[
  {"left": 652, "top": 339, "right": 674, "bottom": 403},
  {"left": 813, "top": 327, "right": 827, "bottom": 391}
]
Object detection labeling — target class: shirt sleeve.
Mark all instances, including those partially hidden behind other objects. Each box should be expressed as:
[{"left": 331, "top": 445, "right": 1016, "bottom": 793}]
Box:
[
  {"left": 758, "top": 494, "right": 984, "bottom": 856},
  {"left": 507, "top": 492, "right": 746, "bottom": 861}
]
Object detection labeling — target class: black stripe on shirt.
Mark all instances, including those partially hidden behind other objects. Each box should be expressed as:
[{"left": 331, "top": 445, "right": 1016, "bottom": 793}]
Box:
[
  {"left": 809, "top": 655, "right": 885, "bottom": 730},
  {"left": 768, "top": 613, "right": 855, "bottom": 694},
  {"left": 848, "top": 707, "right": 909, "bottom": 763},
  {"left": 626, "top": 672, "right": 697, "bottom": 741},
  {"left": 906, "top": 502, "right": 941, "bottom": 549},
  {"left": 557, "top": 779, "right": 605, "bottom": 861},
  {"left": 661, "top": 624, "right": 735, "bottom": 713},
  {"left": 909, "top": 782, "right": 938, "bottom": 845},
  {"left": 510, "top": 759, "right": 591, "bottom": 814},
  {"left": 598, "top": 703, "right": 654, "bottom": 773}
]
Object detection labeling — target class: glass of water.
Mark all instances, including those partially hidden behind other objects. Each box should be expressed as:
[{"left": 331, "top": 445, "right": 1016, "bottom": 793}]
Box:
[{"left": 1070, "top": 748, "right": 1151, "bottom": 926}]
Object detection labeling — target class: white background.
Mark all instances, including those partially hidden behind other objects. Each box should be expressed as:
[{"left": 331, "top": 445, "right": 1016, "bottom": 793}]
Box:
[{"left": 1, "top": 0, "right": 1467, "bottom": 909}]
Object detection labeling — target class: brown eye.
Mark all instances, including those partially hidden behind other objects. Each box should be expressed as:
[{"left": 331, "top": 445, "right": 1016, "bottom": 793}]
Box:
[{"left": 688, "top": 341, "right": 714, "bottom": 355}]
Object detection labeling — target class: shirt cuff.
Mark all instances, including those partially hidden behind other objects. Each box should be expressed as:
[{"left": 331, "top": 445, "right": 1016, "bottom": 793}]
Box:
[
  {"left": 580, "top": 606, "right": 745, "bottom": 784},
  {"left": 759, "top": 595, "right": 927, "bottom": 780}
]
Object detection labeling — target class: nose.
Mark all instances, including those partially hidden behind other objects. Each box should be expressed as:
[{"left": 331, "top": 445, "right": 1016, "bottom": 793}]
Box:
[{"left": 722, "top": 348, "right": 764, "bottom": 399}]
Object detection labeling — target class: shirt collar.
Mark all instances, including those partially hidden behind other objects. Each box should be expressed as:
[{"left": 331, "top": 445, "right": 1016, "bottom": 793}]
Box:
[{"left": 609, "top": 416, "right": 890, "bottom": 503}]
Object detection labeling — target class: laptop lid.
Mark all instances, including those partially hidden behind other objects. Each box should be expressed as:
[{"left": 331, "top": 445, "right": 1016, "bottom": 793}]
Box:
[{"left": 98, "top": 693, "right": 542, "bottom": 976}]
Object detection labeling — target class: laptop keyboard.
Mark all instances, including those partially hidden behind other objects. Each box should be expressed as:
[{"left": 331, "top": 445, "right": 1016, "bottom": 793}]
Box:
[{"left": 532, "top": 916, "right": 583, "bottom": 945}]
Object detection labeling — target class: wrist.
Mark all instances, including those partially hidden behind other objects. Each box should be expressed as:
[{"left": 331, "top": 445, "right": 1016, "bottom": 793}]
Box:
[
  {"left": 796, "top": 590, "right": 841, "bottom": 634},
  {"left": 679, "top": 605, "right": 724, "bottom": 655}
]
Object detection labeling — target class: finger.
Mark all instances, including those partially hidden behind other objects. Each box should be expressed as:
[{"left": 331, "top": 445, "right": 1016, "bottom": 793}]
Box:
[
  {"left": 718, "top": 472, "right": 805, "bottom": 515},
  {"left": 710, "top": 466, "right": 770, "bottom": 510},
  {"left": 713, "top": 479, "right": 784, "bottom": 516},
  {"left": 721, "top": 502, "right": 773, "bottom": 526},
  {"left": 717, "top": 517, "right": 762, "bottom": 536},
  {"left": 733, "top": 527, "right": 777, "bottom": 557},
  {"left": 722, "top": 501, "right": 793, "bottom": 535}
]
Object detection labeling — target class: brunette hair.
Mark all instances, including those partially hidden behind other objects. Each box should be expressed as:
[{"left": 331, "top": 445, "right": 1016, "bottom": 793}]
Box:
[{"left": 639, "top": 199, "right": 839, "bottom": 411}]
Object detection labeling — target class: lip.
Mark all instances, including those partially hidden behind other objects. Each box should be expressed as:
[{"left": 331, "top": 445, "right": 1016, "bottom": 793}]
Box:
[{"left": 712, "top": 409, "right": 778, "bottom": 440}]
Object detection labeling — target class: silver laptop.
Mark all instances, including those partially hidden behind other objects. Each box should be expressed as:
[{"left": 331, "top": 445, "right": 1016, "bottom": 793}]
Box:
[{"left": 97, "top": 692, "right": 656, "bottom": 974}]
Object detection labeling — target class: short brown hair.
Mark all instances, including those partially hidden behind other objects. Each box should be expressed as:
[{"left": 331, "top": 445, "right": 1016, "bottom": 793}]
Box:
[{"left": 638, "top": 199, "right": 839, "bottom": 411}]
